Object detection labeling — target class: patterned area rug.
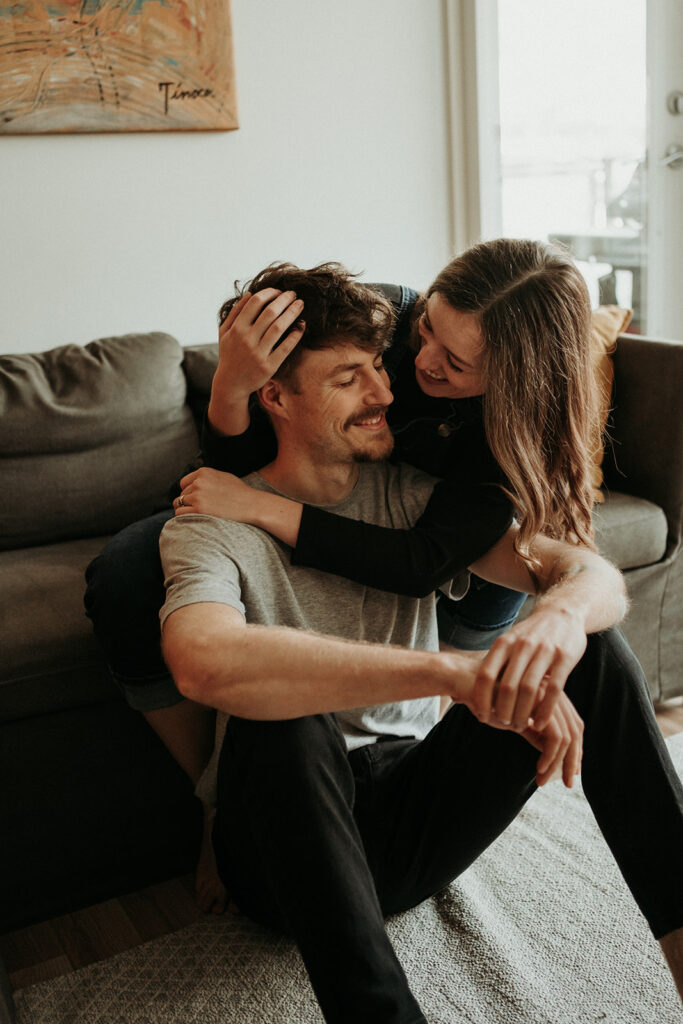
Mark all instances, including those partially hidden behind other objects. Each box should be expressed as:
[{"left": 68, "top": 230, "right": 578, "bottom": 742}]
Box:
[{"left": 15, "top": 734, "right": 683, "bottom": 1024}]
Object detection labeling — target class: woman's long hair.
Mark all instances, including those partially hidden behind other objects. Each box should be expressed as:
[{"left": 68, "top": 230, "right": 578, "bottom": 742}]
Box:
[{"left": 428, "top": 238, "right": 600, "bottom": 571}]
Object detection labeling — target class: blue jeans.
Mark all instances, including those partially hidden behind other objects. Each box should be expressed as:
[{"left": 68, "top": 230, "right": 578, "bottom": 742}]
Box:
[{"left": 437, "top": 578, "right": 527, "bottom": 650}]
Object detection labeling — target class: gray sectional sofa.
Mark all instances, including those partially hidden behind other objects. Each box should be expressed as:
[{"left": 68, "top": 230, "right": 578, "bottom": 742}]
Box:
[{"left": 1, "top": 300, "right": 681, "bottom": 939}]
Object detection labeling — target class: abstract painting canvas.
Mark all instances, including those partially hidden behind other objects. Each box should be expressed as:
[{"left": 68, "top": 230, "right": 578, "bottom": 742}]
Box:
[{"left": 0, "top": 0, "right": 238, "bottom": 134}]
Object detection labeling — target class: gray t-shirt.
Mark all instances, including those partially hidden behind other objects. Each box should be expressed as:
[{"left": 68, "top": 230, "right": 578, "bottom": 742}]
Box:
[{"left": 160, "top": 461, "right": 470, "bottom": 800}]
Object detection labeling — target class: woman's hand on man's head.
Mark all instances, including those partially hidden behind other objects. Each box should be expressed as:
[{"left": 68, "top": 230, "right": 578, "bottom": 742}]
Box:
[{"left": 208, "top": 289, "right": 305, "bottom": 437}]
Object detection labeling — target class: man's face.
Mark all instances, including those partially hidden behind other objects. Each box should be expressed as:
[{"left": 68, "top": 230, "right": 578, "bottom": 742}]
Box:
[{"left": 281, "top": 343, "right": 395, "bottom": 465}]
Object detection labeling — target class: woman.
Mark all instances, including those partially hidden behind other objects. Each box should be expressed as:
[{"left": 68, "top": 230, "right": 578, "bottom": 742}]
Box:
[{"left": 85, "top": 238, "right": 599, "bottom": 911}]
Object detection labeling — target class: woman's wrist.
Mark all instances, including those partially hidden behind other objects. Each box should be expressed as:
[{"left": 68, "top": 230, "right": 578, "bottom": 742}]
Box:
[
  {"left": 207, "top": 368, "right": 252, "bottom": 437},
  {"left": 253, "top": 491, "right": 303, "bottom": 547}
]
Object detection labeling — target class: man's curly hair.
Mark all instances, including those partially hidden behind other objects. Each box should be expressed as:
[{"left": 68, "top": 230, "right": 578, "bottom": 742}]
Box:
[{"left": 218, "top": 262, "right": 395, "bottom": 382}]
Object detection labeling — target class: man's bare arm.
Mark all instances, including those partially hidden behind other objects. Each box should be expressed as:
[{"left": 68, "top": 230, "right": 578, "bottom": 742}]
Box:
[
  {"left": 470, "top": 526, "right": 627, "bottom": 632},
  {"left": 468, "top": 526, "right": 628, "bottom": 731},
  {"left": 162, "top": 602, "right": 479, "bottom": 719},
  {"left": 163, "top": 601, "right": 585, "bottom": 789}
]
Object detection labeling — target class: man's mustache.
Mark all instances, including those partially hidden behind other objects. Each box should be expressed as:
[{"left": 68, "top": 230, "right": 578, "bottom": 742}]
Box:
[{"left": 343, "top": 406, "right": 391, "bottom": 430}]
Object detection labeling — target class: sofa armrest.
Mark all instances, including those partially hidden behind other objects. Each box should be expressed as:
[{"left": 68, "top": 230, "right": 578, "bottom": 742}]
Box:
[{"left": 603, "top": 334, "right": 683, "bottom": 554}]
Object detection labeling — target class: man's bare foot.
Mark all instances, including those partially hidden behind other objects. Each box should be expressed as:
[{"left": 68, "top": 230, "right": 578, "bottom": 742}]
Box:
[
  {"left": 196, "top": 804, "right": 228, "bottom": 914},
  {"left": 660, "top": 926, "right": 683, "bottom": 1007}
]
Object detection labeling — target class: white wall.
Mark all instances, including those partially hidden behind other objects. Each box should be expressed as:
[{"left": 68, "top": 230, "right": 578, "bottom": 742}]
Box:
[{"left": 0, "top": 0, "right": 452, "bottom": 354}]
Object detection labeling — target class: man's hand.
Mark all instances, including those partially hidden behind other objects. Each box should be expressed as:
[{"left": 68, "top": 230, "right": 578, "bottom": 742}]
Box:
[
  {"left": 468, "top": 525, "right": 626, "bottom": 733},
  {"left": 528, "top": 693, "right": 584, "bottom": 788},
  {"left": 453, "top": 644, "right": 584, "bottom": 787},
  {"left": 175, "top": 468, "right": 256, "bottom": 520},
  {"left": 208, "top": 289, "right": 305, "bottom": 436},
  {"left": 469, "top": 607, "right": 588, "bottom": 732},
  {"left": 483, "top": 691, "right": 584, "bottom": 788}
]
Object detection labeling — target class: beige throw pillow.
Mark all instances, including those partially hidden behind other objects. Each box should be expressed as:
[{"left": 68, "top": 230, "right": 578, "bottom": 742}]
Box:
[{"left": 590, "top": 305, "right": 633, "bottom": 502}]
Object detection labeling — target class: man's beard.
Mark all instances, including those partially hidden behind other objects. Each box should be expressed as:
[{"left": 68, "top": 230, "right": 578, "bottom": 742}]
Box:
[
  {"left": 353, "top": 433, "right": 394, "bottom": 463},
  {"left": 344, "top": 405, "right": 395, "bottom": 463},
  {"left": 351, "top": 428, "right": 394, "bottom": 463}
]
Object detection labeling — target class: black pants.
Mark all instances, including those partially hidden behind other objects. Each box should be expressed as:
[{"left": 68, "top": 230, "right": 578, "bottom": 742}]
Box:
[{"left": 213, "top": 629, "right": 683, "bottom": 1024}]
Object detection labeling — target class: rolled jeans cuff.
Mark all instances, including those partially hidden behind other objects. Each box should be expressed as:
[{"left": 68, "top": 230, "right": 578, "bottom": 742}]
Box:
[{"left": 110, "top": 668, "right": 184, "bottom": 712}]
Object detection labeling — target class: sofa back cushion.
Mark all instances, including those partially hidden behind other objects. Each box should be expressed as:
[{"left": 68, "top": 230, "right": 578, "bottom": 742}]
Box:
[
  {"left": 181, "top": 343, "right": 219, "bottom": 431},
  {"left": 0, "top": 332, "right": 200, "bottom": 550}
]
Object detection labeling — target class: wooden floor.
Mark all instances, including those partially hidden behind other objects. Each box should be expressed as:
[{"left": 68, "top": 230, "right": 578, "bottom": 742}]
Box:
[
  {"left": 1, "top": 875, "right": 202, "bottom": 993},
  {"left": 3, "top": 702, "right": 683, "bottom": 995}
]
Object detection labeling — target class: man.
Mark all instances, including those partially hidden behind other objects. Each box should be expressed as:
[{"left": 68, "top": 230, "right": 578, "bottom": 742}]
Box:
[{"left": 160, "top": 265, "right": 683, "bottom": 1024}]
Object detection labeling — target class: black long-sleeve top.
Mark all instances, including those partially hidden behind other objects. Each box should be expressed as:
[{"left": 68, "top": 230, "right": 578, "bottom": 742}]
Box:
[{"left": 201, "top": 285, "right": 513, "bottom": 598}]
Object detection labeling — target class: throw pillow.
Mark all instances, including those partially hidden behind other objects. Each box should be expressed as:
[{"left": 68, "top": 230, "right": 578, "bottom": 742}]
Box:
[{"left": 590, "top": 305, "right": 633, "bottom": 503}]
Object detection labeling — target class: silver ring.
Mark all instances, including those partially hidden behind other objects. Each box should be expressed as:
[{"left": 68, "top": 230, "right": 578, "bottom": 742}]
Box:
[{"left": 176, "top": 494, "right": 185, "bottom": 507}]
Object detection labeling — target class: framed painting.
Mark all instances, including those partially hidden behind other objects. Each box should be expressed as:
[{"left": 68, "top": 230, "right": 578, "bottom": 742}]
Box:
[{"left": 0, "top": 1, "right": 238, "bottom": 134}]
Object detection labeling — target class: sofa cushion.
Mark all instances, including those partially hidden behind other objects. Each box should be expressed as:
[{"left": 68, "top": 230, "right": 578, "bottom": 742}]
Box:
[
  {"left": 0, "top": 332, "right": 200, "bottom": 550},
  {"left": 593, "top": 490, "right": 667, "bottom": 570},
  {"left": 182, "top": 343, "right": 219, "bottom": 399},
  {"left": 181, "top": 343, "right": 219, "bottom": 432},
  {"left": 0, "top": 536, "right": 117, "bottom": 724}
]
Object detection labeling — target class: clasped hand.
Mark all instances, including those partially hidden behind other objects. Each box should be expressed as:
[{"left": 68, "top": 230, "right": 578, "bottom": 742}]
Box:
[
  {"left": 456, "top": 636, "right": 585, "bottom": 788},
  {"left": 175, "top": 468, "right": 255, "bottom": 520},
  {"left": 469, "top": 608, "right": 587, "bottom": 732},
  {"left": 485, "top": 690, "right": 584, "bottom": 788}
]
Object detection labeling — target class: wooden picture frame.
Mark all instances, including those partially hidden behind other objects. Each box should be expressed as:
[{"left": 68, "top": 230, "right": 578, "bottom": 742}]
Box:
[{"left": 0, "top": 1, "right": 238, "bottom": 134}]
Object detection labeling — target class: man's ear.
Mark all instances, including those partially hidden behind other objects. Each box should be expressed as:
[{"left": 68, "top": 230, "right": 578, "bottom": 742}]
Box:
[{"left": 257, "top": 378, "right": 290, "bottom": 421}]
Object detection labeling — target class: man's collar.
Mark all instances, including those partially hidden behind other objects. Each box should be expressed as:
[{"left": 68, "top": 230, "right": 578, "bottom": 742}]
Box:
[{"left": 256, "top": 460, "right": 361, "bottom": 508}]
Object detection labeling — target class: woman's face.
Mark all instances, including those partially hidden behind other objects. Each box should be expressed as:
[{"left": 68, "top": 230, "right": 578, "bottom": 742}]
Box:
[{"left": 414, "top": 293, "right": 486, "bottom": 399}]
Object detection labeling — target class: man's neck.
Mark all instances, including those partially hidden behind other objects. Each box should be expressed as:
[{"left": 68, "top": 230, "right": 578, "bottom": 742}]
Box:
[{"left": 258, "top": 453, "right": 360, "bottom": 507}]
